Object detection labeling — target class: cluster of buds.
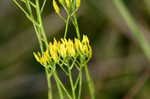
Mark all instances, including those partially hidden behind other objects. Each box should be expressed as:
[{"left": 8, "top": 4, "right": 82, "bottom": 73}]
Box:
[
  {"left": 33, "top": 35, "right": 92, "bottom": 67},
  {"left": 53, "top": 0, "right": 81, "bottom": 17}
]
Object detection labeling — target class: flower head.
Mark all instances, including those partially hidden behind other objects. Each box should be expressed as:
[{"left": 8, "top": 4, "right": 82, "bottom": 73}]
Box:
[
  {"left": 33, "top": 51, "right": 50, "bottom": 67},
  {"left": 33, "top": 35, "right": 92, "bottom": 67},
  {"left": 67, "top": 39, "right": 76, "bottom": 56}
]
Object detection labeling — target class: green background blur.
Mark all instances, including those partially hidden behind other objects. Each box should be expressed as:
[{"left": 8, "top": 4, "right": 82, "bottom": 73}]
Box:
[{"left": 1, "top": 0, "right": 150, "bottom": 99}]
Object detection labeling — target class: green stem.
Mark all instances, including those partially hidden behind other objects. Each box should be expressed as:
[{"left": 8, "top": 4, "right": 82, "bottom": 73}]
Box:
[
  {"left": 64, "top": 16, "right": 70, "bottom": 38},
  {"left": 53, "top": 64, "right": 64, "bottom": 99},
  {"left": 69, "top": 70, "right": 76, "bottom": 99},
  {"left": 34, "top": 2, "right": 53, "bottom": 99},
  {"left": 24, "top": 0, "right": 44, "bottom": 52},
  {"left": 55, "top": 76, "right": 64, "bottom": 99},
  {"left": 34, "top": 25, "right": 44, "bottom": 52},
  {"left": 13, "top": 1, "right": 53, "bottom": 99},
  {"left": 46, "top": 69, "right": 53, "bottom": 99},
  {"left": 85, "top": 65, "right": 95, "bottom": 99},
  {"left": 72, "top": 15, "right": 80, "bottom": 39},
  {"left": 53, "top": 72, "right": 72, "bottom": 99},
  {"left": 36, "top": 0, "right": 48, "bottom": 47},
  {"left": 113, "top": 0, "right": 150, "bottom": 60},
  {"left": 13, "top": 0, "right": 29, "bottom": 16},
  {"left": 41, "top": 0, "right": 47, "bottom": 13},
  {"left": 78, "top": 70, "right": 82, "bottom": 99},
  {"left": 35, "top": 13, "right": 52, "bottom": 99}
]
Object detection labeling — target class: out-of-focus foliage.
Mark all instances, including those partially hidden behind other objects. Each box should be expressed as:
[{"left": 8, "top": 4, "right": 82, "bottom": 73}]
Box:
[{"left": 0, "top": 0, "right": 150, "bottom": 99}]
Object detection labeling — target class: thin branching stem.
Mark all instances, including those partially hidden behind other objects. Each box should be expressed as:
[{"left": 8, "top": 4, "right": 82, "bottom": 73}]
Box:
[
  {"left": 46, "top": 69, "right": 53, "bottom": 99},
  {"left": 78, "top": 70, "right": 82, "bottom": 99},
  {"left": 64, "top": 16, "right": 70, "bottom": 38},
  {"left": 72, "top": 14, "right": 80, "bottom": 39},
  {"left": 13, "top": 1, "right": 94, "bottom": 99},
  {"left": 53, "top": 72, "right": 72, "bottom": 99},
  {"left": 41, "top": 0, "right": 47, "bottom": 13},
  {"left": 69, "top": 70, "right": 76, "bottom": 99},
  {"left": 54, "top": 70, "right": 64, "bottom": 99}
]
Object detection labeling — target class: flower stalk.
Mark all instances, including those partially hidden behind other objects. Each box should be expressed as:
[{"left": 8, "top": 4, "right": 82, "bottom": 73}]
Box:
[{"left": 13, "top": 0, "right": 95, "bottom": 99}]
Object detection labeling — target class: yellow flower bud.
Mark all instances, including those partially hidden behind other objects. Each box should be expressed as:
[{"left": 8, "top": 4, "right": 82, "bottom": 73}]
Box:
[
  {"left": 65, "top": 0, "right": 71, "bottom": 8},
  {"left": 45, "top": 50, "right": 50, "bottom": 59},
  {"left": 33, "top": 51, "right": 50, "bottom": 66},
  {"left": 49, "top": 43, "right": 59, "bottom": 62},
  {"left": 67, "top": 39, "right": 76, "bottom": 56},
  {"left": 82, "top": 35, "right": 89, "bottom": 45},
  {"left": 75, "top": 38, "right": 82, "bottom": 52},
  {"left": 33, "top": 52, "right": 41, "bottom": 63},
  {"left": 61, "top": 38, "right": 67, "bottom": 45},
  {"left": 59, "top": 43, "right": 67, "bottom": 57},
  {"left": 76, "top": 0, "right": 81, "bottom": 9},
  {"left": 53, "top": 38, "right": 57, "bottom": 45},
  {"left": 53, "top": 0, "right": 61, "bottom": 15},
  {"left": 41, "top": 56, "right": 47, "bottom": 65},
  {"left": 88, "top": 45, "right": 92, "bottom": 57}
]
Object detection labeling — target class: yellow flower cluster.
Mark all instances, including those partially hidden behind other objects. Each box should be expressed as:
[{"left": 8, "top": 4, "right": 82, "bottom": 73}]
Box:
[
  {"left": 33, "top": 35, "right": 92, "bottom": 66},
  {"left": 53, "top": 0, "right": 81, "bottom": 16}
]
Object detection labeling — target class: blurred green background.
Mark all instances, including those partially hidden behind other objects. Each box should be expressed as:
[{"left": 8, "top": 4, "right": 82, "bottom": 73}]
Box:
[{"left": 1, "top": 0, "right": 150, "bottom": 99}]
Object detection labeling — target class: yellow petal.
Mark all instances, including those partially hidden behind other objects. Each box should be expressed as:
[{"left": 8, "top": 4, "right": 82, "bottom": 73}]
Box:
[{"left": 82, "top": 35, "right": 89, "bottom": 44}]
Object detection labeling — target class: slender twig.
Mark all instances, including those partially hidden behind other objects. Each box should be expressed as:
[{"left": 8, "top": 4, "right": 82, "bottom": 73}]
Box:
[
  {"left": 35, "top": 0, "right": 48, "bottom": 46},
  {"left": 64, "top": 16, "right": 70, "bottom": 38},
  {"left": 53, "top": 72, "right": 72, "bottom": 99},
  {"left": 13, "top": 0, "right": 29, "bottom": 16},
  {"left": 78, "top": 70, "right": 82, "bottom": 99},
  {"left": 72, "top": 14, "right": 81, "bottom": 39},
  {"left": 21, "top": 0, "right": 36, "bottom": 8},
  {"left": 46, "top": 70, "right": 53, "bottom": 99},
  {"left": 41, "top": 0, "right": 47, "bottom": 13},
  {"left": 69, "top": 70, "right": 76, "bottom": 99},
  {"left": 54, "top": 70, "right": 64, "bottom": 99}
]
